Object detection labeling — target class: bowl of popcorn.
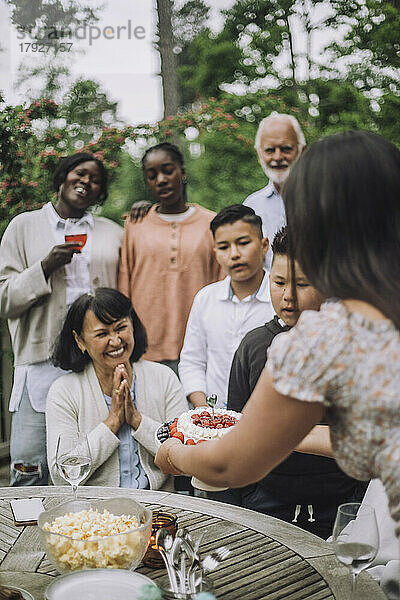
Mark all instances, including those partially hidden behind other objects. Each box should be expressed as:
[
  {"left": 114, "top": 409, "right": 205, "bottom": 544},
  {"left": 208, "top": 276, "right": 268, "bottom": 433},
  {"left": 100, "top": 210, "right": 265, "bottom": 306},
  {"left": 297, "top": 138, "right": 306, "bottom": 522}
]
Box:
[{"left": 38, "top": 497, "right": 152, "bottom": 573}]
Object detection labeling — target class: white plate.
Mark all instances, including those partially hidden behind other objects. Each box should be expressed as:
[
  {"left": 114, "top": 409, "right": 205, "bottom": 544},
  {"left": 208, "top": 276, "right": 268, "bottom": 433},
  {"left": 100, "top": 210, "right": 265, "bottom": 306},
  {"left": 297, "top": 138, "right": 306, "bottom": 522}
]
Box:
[
  {"left": 45, "top": 569, "right": 157, "bottom": 600},
  {"left": 156, "top": 424, "right": 228, "bottom": 491},
  {"left": 191, "top": 476, "right": 228, "bottom": 492}
]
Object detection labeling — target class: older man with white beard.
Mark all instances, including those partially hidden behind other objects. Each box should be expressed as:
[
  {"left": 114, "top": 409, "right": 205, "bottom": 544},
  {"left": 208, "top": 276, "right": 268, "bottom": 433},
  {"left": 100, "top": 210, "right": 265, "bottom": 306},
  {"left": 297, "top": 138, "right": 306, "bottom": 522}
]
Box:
[{"left": 244, "top": 113, "right": 306, "bottom": 269}]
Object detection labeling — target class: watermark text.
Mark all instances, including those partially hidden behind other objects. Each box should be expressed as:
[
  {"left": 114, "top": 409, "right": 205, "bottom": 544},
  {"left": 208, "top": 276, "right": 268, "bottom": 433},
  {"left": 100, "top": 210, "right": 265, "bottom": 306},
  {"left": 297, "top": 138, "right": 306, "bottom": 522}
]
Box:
[{"left": 16, "top": 20, "right": 146, "bottom": 47}]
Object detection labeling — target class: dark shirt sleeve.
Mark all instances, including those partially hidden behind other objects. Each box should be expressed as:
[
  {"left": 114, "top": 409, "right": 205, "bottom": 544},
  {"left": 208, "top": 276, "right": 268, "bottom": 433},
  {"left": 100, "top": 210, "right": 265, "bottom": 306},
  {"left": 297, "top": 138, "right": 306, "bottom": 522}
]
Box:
[
  {"left": 227, "top": 327, "right": 270, "bottom": 412},
  {"left": 227, "top": 343, "right": 251, "bottom": 412}
]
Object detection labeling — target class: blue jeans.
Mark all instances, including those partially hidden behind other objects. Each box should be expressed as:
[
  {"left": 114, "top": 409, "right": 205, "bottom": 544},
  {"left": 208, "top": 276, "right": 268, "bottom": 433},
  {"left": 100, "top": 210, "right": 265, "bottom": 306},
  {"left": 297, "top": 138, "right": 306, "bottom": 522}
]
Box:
[{"left": 10, "top": 383, "right": 48, "bottom": 486}]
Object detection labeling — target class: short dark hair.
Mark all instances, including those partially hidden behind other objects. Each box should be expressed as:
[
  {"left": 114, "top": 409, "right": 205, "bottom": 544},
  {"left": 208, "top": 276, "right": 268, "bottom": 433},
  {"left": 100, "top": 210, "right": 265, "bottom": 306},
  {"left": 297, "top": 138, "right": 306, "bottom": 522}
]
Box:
[
  {"left": 210, "top": 204, "right": 263, "bottom": 238},
  {"left": 271, "top": 226, "right": 288, "bottom": 257},
  {"left": 283, "top": 130, "right": 400, "bottom": 329},
  {"left": 141, "top": 142, "right": 185, "bottom": 169},
  {"left": 52, "top": 288, "right": 147, "bottom": 372},
  {"left": 53, "top": 152, "right": 108, "bottom": 204}
]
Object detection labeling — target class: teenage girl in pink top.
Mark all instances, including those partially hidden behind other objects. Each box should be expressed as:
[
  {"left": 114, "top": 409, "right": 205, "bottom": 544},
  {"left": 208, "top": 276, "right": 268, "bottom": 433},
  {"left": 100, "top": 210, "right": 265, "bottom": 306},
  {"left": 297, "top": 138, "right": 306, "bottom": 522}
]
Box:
[{"left": 118, "top": 143, "right": 221, "bottom": 375}]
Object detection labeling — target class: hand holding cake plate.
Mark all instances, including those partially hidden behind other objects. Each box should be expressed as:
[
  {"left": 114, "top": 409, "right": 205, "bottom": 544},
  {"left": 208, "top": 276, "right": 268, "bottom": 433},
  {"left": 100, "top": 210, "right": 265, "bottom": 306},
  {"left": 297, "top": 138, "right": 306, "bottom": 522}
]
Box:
[{"left": 155, "top": 399, "right": 241, "bottom": 492}]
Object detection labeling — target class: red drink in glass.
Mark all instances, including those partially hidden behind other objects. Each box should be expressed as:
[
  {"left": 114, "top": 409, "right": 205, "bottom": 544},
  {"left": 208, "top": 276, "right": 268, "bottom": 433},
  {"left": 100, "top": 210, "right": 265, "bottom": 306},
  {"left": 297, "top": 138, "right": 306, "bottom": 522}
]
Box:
[{"left": 65, "top": 233, "right": 87, "bottom": 251}]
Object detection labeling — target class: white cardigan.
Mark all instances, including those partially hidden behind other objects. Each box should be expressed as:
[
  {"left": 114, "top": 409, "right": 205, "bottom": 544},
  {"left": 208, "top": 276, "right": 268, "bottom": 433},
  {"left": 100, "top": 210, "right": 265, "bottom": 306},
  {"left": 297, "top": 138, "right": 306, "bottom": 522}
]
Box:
[{"left": 46, "top": 360, "right": 188, "bottom": 491}]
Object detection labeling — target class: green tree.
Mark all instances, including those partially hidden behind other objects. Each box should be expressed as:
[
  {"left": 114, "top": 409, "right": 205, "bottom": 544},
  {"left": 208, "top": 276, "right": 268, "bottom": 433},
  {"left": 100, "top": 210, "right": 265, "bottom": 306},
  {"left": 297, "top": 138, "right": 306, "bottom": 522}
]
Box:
[
  {"left": 375, "top": 92, "right": 400, "bottom": 144},
  {"left": 172, "top": 0, "right": 399, "bottom": 140},
  {"left": 177, "top": 29, "right": 242, "bottom": 104},
  {"left": 14, "top": 58, "right": 71, "bottom": 102},
  {"left": 156, "top": 0, "right": 180, "bottom": 116},
  {"left": 7, "top": 0, "right": 104, "bottom": 105},
  {"left": 328, "top": 0, "right": 400, "bottom": 92},
  {"left": 60, "top": 79, "right": 122, "bottom": 146},
  {"left": 191, "top": 0, "right": 343, "bottom": 93},
  {"left": 6, "top": 0, "right": 100, "bottom": 36}
]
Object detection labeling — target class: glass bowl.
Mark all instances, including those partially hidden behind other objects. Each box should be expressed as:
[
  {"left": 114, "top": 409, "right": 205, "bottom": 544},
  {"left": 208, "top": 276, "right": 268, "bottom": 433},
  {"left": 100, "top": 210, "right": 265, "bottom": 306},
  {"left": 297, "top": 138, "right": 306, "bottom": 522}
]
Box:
[{"left": 38, "top": 497, "right": 152, "bottom": 573}]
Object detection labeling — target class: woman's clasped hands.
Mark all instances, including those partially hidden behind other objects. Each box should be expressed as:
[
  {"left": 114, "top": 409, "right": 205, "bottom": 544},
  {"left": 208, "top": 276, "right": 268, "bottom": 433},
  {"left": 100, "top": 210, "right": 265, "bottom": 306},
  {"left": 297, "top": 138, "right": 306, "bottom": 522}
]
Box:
[{"left": 104, "top": 363, "right": 142, "bottom": 434}]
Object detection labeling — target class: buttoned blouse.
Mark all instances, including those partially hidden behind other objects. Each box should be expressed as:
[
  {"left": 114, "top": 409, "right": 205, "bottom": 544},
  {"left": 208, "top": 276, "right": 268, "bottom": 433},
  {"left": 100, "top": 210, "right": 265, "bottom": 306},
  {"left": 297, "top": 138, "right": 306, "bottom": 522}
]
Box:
[
  {"left": 118, "top": 204, "right": 222, "bottom": 362},
  {"left": 179, "top": 273, "right": 273, "bottom": 408},
  {"left": 243, "top": 181, "right": 286, "bottom": 270}
]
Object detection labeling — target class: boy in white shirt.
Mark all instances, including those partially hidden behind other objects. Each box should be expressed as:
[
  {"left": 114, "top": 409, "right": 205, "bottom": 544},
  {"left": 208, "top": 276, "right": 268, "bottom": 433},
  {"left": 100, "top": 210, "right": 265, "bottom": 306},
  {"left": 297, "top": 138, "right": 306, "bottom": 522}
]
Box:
[{"left": 179, "top": 204, "right": 272, "bottom": 408}]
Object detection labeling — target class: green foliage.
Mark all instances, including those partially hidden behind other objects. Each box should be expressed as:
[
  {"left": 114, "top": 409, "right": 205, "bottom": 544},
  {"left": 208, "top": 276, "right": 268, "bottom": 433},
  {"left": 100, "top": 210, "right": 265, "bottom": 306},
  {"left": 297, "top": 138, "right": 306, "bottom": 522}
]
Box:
[
  {"left": 176, "top": 0, "right": 358, "bottom": 99},
  {"left": 307, "top": 79, "right": 376, "bottom": 133},
  {"left": 172, "top": 0, "right": 400, "bottom": 145},
  {"left": 329, "top": 0, "right": 400, "bottom": 90},
  {"left": 60, "top": 80, "right": 121, "bottom": 145},
  {"left": 0, "top": 97, "right": 59, "bottom": 234},
  {"left": 2, "top": 0, "right": 400, "bottom": 240},
  {"left": 178, "top": 31, "right": 242, "bottom": 103},
  {"left": 173, "top": 0, "right": 210, "bottom": 46},
  {"left": 7, "top": 0, "right": 100, "bottom": 34},
  {"left": 15, "top": 60, "right": 71, "bottom": 102},
  {"left": 173, "top": 1, "right": 241, "bottom": 105},
  {"left": 99, "top": 153, "right": 148, "bottom": 224},
  {"left": 375, "top": 92, "right": 400, "bottom": 145}
]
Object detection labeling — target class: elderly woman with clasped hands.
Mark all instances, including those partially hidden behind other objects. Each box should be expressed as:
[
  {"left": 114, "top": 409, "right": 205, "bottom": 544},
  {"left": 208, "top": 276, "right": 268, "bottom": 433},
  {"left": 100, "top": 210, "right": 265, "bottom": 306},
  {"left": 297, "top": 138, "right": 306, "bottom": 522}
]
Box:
[{"left": 46, "top": 287, "right": 188, "bottom": 490}]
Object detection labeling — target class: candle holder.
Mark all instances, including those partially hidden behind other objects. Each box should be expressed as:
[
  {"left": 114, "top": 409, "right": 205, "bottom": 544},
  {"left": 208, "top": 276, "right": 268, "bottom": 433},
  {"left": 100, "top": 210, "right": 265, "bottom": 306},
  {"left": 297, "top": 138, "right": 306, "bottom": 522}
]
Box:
[{"left": 142, "top": 511, "right": 178, "bottom": 568}]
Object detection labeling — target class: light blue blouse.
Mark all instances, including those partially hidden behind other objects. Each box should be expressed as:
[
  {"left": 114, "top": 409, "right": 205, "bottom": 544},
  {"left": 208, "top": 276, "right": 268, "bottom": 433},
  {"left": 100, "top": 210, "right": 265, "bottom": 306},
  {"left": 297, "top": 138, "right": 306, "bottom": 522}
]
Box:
[{"left": 103, "top": 371, "right": 149, "bottom": 489}]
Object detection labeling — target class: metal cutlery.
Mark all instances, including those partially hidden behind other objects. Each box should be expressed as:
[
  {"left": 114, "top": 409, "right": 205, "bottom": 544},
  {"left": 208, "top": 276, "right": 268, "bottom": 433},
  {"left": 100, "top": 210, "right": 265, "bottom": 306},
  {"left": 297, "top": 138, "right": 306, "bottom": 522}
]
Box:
[
  {"left": 156, "top": 528, "right": 179, "bottom": 593},
  {"left": 194, "top": 546, "right": 231, "bottom": 587},
  {"left": 156, "top": 527, "right": 230, "bottom": 596}
]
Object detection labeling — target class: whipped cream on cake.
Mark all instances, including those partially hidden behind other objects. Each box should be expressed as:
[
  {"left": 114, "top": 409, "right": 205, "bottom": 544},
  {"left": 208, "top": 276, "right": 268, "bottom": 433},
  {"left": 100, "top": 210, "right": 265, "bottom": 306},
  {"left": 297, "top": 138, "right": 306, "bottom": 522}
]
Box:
[{"left": 176, "top": 408, "right": 241, "bottom": 443}]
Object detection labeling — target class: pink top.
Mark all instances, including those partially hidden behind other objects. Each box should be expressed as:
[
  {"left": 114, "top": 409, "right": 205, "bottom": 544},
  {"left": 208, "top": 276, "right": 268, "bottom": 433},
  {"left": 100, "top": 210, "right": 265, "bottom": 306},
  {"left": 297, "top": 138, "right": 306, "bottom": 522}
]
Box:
[{"left": 118, "top": 204, "right": 222, "bottom": 361}]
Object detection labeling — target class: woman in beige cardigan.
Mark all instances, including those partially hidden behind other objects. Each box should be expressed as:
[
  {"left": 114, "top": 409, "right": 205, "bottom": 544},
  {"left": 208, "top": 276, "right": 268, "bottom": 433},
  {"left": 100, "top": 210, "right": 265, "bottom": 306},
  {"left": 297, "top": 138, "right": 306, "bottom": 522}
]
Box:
[
  {"left": 0, "top": 152, "right": 123, "bottom": 486},
  {"left": 46, "top": 288, "right": 188, "bottom": 490}
]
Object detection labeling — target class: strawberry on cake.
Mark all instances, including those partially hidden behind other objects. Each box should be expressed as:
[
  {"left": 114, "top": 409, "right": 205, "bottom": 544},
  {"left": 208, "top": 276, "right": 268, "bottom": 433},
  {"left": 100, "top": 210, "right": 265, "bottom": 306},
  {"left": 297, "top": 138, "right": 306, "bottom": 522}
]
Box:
[{"left": 169, "top": 408, "right": 241, "bottom": 445}]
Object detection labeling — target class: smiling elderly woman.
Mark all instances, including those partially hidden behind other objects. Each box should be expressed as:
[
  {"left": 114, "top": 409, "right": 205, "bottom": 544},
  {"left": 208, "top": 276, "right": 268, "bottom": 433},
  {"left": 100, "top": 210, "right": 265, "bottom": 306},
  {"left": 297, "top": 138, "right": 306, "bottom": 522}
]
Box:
[{"left": 46, "top": 287, "right": 188, "bottom": 490}]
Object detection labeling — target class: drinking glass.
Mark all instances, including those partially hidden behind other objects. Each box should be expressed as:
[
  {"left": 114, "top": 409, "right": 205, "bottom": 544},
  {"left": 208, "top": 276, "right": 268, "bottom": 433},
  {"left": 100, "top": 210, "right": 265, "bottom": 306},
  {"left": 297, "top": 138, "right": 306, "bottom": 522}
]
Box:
[
  {"left": 56, "top": 433, "right": 92, "bottom": 499},
  {"left": 332, "top": 502, "right": 379, "bottom": 597},
  {"left": 64, "top": 219, "right": 87, "bottom": 251}
]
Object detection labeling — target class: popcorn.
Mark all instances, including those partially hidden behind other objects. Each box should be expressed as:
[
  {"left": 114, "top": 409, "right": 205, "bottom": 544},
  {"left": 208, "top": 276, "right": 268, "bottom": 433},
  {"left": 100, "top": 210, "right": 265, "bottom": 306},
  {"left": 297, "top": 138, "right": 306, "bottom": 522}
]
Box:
[{"left": 42, "top": 508, "right": 145, "bottom": 571}]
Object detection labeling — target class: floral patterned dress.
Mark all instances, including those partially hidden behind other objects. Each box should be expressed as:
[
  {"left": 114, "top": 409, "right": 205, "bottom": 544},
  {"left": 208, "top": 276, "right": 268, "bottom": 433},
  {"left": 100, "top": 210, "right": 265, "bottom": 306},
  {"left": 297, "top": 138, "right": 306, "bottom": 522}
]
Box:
[{"left": 267, "top": 301, "right": 400, "bottom": 536}]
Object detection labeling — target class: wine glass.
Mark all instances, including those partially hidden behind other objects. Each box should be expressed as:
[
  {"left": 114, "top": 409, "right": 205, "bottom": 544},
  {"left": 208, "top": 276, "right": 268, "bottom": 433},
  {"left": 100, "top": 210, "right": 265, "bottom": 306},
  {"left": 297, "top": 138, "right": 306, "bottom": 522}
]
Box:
[
  {"left": 332, "top": 502, "right": 379, "bottom": 597},
  {"left": 56, "top": 433, "right": 92, "bottom": 499}
]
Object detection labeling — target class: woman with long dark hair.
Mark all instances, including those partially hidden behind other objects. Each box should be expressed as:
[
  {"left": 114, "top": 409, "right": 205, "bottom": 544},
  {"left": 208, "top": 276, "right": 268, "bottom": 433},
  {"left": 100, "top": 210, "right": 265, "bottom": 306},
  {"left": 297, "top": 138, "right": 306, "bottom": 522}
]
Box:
[
  {"left": 155, "top": 131, "right": 400, "bottom": 536},
  {"left": 0, "top": 152, "right": 123, "bottom": 486}
]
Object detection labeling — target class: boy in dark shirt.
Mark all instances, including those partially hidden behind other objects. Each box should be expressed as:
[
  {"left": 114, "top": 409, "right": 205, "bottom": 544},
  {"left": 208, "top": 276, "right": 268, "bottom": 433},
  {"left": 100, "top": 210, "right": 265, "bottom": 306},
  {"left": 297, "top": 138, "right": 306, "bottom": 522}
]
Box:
[{"left": 221, "top": 227, "right": 367, "bottom": 538}]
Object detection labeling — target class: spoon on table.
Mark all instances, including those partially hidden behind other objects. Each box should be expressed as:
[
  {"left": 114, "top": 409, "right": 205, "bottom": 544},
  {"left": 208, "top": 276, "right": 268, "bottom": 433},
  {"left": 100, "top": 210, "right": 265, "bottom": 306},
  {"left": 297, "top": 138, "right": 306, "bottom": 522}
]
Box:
[
  {"left": 171, "top": 529, "right": 186, "bottom": 593},
  {"left": 156, "top": 527, "right": 179, "bottom": 593}
]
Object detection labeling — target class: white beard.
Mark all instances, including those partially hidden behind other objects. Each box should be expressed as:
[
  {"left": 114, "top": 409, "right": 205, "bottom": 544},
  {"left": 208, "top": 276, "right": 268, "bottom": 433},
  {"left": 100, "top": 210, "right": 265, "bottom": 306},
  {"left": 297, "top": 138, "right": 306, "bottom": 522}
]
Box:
[{"left": 264, "top": 164, "right": 291, "bottom": 187}]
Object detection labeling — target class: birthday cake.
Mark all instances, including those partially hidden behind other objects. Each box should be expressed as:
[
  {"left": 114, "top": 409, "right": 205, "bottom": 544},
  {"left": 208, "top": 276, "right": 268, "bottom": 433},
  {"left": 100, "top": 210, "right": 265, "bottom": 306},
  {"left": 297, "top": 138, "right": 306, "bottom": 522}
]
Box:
[{"left": 169, "top": 408, "right": 241, "bottom": 445}]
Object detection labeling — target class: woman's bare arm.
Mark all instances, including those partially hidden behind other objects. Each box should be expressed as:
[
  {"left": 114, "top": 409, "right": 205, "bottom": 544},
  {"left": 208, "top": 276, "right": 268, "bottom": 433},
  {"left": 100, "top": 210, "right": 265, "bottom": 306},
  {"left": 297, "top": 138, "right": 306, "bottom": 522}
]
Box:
[
  {"left": 155, "top": 368, "right": 324, "bottom": 487},
  {"left": 295, "top": 425, "right": 333, "bottom": 458}
]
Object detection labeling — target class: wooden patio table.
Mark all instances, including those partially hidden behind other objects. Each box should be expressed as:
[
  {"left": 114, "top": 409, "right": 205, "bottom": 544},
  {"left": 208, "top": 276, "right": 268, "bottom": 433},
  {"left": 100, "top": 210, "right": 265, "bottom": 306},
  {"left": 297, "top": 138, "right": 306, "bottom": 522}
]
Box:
[{"left": 0, "top": 486, "right": 385, "bottom": 600}]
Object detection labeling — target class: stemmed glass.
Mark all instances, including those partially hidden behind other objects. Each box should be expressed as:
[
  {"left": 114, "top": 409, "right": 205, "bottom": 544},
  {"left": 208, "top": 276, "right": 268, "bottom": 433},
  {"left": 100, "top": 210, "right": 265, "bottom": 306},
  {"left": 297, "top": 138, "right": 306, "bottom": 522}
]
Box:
[
  {"left": 56, "top": 433, "right": 92, "bottom": 499},
  {"left": 332, "top": 502, "right": 379, "bottom": 597}
]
